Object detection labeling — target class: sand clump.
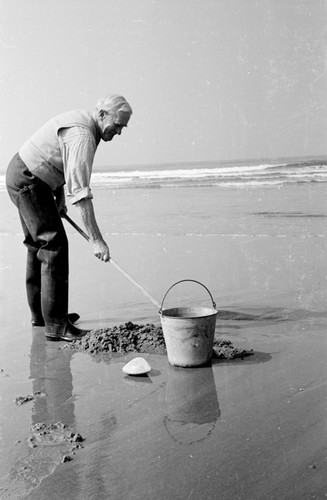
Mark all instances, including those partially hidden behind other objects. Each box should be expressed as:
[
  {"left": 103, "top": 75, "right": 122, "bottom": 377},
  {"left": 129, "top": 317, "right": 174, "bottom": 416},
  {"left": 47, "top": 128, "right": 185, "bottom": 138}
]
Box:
[
  {"left": 26, "top": 423, "right": 85, "bottom": 464},
  {"left": 15, "top": 391, "right": 46, "bottom": 406},
  {"left": 63, "top": 321, "right": 252, "bottom": 359},
  {"left": 213, "top": 339, "right": 253, "bottom": 360},
  {"left": 27, "top": 422, "right": 84, "bottom": 450}
]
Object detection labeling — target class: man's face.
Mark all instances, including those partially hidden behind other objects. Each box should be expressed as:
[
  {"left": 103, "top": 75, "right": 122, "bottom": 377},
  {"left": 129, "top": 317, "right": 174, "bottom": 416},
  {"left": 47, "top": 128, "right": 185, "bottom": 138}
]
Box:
[{"left": 99, "top": 110, "right": 130, "bottom": 142}]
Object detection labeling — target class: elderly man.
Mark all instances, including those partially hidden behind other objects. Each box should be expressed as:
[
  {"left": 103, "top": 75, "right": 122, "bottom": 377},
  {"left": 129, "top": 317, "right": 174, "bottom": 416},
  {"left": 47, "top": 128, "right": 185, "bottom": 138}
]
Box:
[{"left": 6, "top": 94, "right": 133, "bottom": 341}]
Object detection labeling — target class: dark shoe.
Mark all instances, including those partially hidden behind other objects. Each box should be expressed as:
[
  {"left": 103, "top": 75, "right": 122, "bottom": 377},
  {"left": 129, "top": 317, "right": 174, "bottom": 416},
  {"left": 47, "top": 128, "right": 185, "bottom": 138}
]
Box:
[
  {"left": 45, "top": 320, "right": 90, "bottom": 342},
  {"left": 32, "top": 312, "right": 80, "bottom": 327},
  {"left": 67, "top": 312, "right": 80, "bottom": 324},
  {"left": 31, "top": 317, "right": 46, "bottom": 327}
]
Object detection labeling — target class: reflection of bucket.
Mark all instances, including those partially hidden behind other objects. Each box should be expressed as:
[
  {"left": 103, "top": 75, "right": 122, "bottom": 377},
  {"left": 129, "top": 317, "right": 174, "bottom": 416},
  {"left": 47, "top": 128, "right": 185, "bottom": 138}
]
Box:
[
  {"left": 160, "top": 280, "right": 217, "bottom": 367},
  {"left": 164, "top": 364, "right": 220, "bottom": 445}
]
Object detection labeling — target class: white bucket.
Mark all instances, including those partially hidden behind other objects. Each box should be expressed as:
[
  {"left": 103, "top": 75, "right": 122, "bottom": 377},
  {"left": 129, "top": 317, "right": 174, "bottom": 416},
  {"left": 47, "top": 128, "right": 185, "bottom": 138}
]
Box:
[{"left": 160, "top": 280, "right": 217, "bottom": 367}]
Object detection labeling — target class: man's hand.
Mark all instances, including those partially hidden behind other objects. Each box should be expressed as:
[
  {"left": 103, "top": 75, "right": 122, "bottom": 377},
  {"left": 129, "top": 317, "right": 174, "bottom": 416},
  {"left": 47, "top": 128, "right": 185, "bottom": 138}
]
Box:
[
  {"left": 92, "top": 239, "right": 110, "bottom": 262},
  {"left": 59, "top": 206, "right": 68, "bottom": 217},
  {"left": 54, "top": 186, "right": 67, "bottom": 217}
]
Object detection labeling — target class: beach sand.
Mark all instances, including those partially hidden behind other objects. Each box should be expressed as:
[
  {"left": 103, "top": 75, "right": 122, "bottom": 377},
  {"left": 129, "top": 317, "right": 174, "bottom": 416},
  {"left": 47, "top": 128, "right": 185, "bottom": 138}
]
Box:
[{"left": 1, "top": 183, "right": 327, "bottom": 499}]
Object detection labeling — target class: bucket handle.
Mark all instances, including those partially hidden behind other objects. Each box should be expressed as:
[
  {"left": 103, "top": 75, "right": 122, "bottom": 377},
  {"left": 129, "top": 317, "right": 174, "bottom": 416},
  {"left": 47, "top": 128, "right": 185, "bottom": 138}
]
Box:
[{"left": 159, "top": 279, "right": 216, "bottom": 314}]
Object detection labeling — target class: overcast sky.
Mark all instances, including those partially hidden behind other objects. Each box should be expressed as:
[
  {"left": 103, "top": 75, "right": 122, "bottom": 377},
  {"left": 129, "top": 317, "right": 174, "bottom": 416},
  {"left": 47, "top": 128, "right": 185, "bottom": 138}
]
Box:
[{"left": 0, "top": 0, "right": 326, "bottom": 170}]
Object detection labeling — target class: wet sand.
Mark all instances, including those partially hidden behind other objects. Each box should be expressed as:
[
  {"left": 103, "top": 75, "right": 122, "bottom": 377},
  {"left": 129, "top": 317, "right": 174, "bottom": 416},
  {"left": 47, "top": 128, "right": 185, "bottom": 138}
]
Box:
[{"left": 1, "top": 184, "right": 327, "bottom": 499}]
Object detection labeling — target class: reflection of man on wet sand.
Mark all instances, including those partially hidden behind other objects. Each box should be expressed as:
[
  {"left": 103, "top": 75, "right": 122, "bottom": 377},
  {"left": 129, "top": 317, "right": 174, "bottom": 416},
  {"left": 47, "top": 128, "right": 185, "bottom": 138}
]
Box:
[
  {"left": 30, "top": 331, "right": 75, "bottom": 426},
  {"left": 7, "top": 332, "right": 78, "bottom": 494},
  {"left": 6, "top": 94, "right": 132, "bottom": 342}
]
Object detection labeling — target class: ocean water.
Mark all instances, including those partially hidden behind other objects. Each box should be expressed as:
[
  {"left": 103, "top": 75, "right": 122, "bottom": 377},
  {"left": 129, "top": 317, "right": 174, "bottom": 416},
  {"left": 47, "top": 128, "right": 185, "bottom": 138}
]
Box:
[
  {"left": 81, "top": 157, "right": 327, "bottom": 188},
  {"left": 0, "top": 156, "right": 327, "bottom": 191},
  {"left": 1, "top": 155, "right": 327, "bottom": 322}
]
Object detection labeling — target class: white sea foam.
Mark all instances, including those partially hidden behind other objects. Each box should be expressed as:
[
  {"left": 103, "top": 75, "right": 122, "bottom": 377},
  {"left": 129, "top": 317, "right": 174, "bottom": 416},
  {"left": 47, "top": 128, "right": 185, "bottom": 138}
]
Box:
[
  {"left": 89, "top": 160, "right": 327, "bottom": 188},
  {"left": 1, "top": 158, "right": 326, "bottom": 191}
]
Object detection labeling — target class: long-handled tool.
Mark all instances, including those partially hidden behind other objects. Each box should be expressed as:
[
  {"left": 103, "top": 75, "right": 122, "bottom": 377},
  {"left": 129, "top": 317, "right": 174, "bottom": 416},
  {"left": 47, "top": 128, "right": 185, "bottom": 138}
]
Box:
[{"left": 63, "top": 213, "right": 161, "bottom": 309}]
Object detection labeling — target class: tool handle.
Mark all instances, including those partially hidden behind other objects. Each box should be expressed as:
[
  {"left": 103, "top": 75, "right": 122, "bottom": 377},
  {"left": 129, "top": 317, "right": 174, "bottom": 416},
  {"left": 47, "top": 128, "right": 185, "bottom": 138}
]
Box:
[
  {"left": 109, "top": 258, "right": 161, "bottom": 309},
  {"left": 63, "top": 213, "right": 161, "bottom": 309},
  {"left": 63, "top": 213, "right": 90, "bottom": 242}
]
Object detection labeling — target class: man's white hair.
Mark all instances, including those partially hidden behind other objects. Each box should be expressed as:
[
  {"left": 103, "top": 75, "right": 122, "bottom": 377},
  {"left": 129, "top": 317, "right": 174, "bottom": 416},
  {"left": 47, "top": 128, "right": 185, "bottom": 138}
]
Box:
[{"left": 95, "top": 94, "right": 133, "bottom": 116}]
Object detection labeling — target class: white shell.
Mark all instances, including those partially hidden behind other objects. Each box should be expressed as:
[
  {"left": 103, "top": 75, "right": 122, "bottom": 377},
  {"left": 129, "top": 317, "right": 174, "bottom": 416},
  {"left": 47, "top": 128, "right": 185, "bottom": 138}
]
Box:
[{"left": 122, "top": 357, "right": 152, "bottom": 375}]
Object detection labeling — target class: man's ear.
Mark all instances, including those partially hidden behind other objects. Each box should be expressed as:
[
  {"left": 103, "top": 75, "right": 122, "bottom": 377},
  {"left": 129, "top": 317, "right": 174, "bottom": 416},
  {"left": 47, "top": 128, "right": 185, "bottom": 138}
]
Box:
[{"left": 98, "top": 109, "right": 106, "bottom": 120}]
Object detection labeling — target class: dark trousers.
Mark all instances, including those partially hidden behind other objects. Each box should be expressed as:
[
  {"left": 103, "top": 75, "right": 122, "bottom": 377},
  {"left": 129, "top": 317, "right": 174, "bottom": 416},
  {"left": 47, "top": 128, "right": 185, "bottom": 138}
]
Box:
[{"left": 6, "top": 153, "right": 69, "bottom": 327}]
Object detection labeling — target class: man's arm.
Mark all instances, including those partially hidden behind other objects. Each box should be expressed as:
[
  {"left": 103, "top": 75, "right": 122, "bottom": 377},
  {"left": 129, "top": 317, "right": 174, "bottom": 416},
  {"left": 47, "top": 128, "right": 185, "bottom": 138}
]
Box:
[
  {"left": 74, "top": 198, "right": 110, "bottom": 262},
  {"left": 59, "top": 127, "right": 109, "bottom": 261}
]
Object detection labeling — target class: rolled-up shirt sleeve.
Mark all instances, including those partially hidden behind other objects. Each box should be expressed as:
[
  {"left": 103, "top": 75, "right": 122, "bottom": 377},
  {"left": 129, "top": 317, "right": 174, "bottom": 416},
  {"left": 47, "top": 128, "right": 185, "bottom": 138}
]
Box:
[{"left": 59, "top": 126, "right": 97, "bottom": 204}]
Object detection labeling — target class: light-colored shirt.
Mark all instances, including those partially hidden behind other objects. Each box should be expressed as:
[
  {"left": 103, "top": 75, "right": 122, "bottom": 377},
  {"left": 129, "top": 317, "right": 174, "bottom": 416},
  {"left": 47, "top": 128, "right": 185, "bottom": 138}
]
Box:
[
  {"left": 59, "top": 126, "right": 97, "bottom": 204},
  {"left": 19, "top": 109, "right": 100, "bottom": 204}
]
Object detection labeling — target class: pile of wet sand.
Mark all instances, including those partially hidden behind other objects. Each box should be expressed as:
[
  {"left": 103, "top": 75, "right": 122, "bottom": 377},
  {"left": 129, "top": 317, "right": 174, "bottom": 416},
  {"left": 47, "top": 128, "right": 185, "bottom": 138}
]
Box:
[
  {"left": 63, "top": 321, "right": 252, "bottom": 359},
  {"left": 64, "top": 322, "right": 166, "bottom": 355}
]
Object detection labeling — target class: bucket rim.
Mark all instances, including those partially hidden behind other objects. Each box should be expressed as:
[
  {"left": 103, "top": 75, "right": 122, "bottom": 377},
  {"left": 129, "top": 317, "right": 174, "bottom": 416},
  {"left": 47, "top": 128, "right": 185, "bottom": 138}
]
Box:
[{"left": 160, "top": 306, "right": 217, "bottom": 319}]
